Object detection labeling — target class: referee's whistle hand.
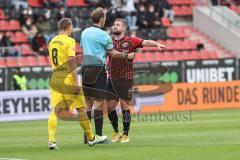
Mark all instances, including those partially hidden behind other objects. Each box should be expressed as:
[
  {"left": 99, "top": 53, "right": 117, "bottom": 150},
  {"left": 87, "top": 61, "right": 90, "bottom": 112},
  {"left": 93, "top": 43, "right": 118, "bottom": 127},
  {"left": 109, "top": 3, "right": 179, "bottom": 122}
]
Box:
[{"left": 127, "top": 52, "right": 136, "bottom": 60}]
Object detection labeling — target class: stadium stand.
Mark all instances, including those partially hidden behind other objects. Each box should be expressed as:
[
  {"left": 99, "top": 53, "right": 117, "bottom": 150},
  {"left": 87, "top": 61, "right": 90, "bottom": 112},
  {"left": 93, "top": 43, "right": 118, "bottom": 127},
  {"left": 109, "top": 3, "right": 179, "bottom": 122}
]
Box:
[{"left": 0, "top": 0, "right": 236, "bottom": 67}]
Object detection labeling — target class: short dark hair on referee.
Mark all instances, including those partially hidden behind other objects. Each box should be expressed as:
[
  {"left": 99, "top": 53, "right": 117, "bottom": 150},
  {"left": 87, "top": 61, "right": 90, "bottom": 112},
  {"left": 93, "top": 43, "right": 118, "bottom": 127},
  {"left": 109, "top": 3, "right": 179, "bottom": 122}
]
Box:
[
  {"left": 58, "top": 18, "right": 72, "bottom": 31},
  {"left": 91, "top": 7, "right": 105, "bottom": 24},
  {"left": 115, "top": 18, "right": 127, "bottom": 26}
]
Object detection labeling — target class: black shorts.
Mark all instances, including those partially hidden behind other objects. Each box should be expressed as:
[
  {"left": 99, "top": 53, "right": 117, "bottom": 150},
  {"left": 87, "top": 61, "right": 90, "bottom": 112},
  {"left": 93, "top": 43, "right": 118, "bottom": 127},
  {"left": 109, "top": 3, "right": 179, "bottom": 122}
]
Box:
[
  {"left": 107, "top": 78, "right": 133, "bottom": 101},
  {"left": 81, "top": 66, "right": 108, "bottom": 100}
]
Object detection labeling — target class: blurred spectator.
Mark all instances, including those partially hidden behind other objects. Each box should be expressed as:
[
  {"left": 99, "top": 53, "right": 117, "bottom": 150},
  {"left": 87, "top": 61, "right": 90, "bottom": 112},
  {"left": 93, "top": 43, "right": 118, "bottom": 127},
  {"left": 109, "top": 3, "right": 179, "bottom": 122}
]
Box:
[
  {"left": 160, "top": 0, "right": 174, "bottom": 22},
  {"left": 0, "top": 33, "right": 13, "bottom": 47},
  {"left": 43, "top": 0, "right": 63, "bottom": 8},
  {"left": 32, "top": 32, "right": 48, "bottom": 56},
  {"left": 85, "top": 0, "right": 99, "bottom": 6},
  {"left": 136, "top": 4, "right": 148, "bottom": 28},
  {"left": 145, "top": 4, "right": 161, "bottom": 28},
  {"left": 22, "top": 17, "right": 38, "bottom": 41},
  {"left": 57, "top": 6, "right": 69, "bottom": 20},
  {"left": 0, "top": 33, "right": 14, "bottom": 57},
  {"left": 123, "top": 0, "right": 137, "bottom": 30},
  {"left": 12, "top": 68, "right": 27, "bottom": 90},
  {"left": 137, "top": 4, "right": 161, "bottom": 28},
  {"left": 19, "top": 8, "right": 33, "bottom": 26},
  {"left": 36, "top": 15, "right": 53, "bottom": 42},
  {"left": 98, "top": 0, "right": 112, "bottom": 8},
  {"left": 11, "top": 0, "right": 28, "bottom": 10},
  {"left": 111, "top": 0, "right": 123, "bottom": 8},
  {"left": 211, "top": 0, "right": 219, "bottom": 5}
]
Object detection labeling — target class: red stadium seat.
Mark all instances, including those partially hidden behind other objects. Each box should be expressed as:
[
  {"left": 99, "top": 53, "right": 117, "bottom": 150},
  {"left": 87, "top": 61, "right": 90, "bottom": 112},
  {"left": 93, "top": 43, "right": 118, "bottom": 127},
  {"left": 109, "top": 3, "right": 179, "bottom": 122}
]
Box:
[
  {"left": 6, "top": 32, "right": 15, "bottom": 39},
  {"left": 39, "top": 56, "right": 49, "bottom": 66},
  {"left": 230, "top": 5, "right": 240, "bottom": 14},
  {"left": 67, "top": 0, "right": 76, "bottom": 7},
  {"left": 173, "top": 6, "right": 182, "bottom": 16},
  {"left": 0, "top": 59, "right": 6, "bottom": 67},
  {"left": 172, "top": 51, "right": 182, "bottom": 60},
  {"left": 161, "top": 17, "right": 171, "bottom": 27},
  {"left": 145, "top": 52, "right": 156, "bottom": 62},
  {"left": 67, "top": 0, "right": 88, "bottom": 7},
  {"left": 191, "top": 50, "right": 201, "bottom": 60},
  {"left": 200, "top": 50, "right": 210, "bottom": 59},
  {"left": 174, "top": 40, "right": 183, "bottom": 50},
  {"left": 12, "top": 32, "right": 28, "bottom": 43},
  {"left": 75, "top": 0, "right": 88, "bottom": 6},
  {"left": 182, "top": 0, "right": 194, "bottom": 5},
  {"left": 183, "top": 51, "right": 195, "bottom": 60},
  {"left": 168, "top": 0, "right": 178, "bottom": 5},
  {"left": 0, "top": 9, "right": 7, "bottom": 19},
  {"left": 184, "top": 41, "right": 196, "bottom": 50},
  {"left": 142, "top": 46, "right": 157, "bottom": 52},
  {"left": 134, "top": 53, "right": 145, "bottom": 62},
  {"left": 6, "top": 57, "right": 18, "bottom": 67},
  {"left": 27, "top": 56, "right": 39, "bottom": 66},
  {"left": 28, "top": 0, "right": 43, "bottom": 7},
  {"left": 0, "top": 20, "right": 9, "bottom": 31},
  {"left": 209, "top": 51, "right": 218, "bottom": 59},
  {"left": 20, "top": 44, "right": 33, "bottom": 56},
  {"left": 165, "top": 39, "right": 174, "bottom": 50},
  {"left": 19, "top": 57, "right": 28, "bottom": 66},
  {"left": 9, "top": 20, "right": 21, "bottom": 31},
  {"left": 173, "top": 6, "right": 192, "bottom": 16}
]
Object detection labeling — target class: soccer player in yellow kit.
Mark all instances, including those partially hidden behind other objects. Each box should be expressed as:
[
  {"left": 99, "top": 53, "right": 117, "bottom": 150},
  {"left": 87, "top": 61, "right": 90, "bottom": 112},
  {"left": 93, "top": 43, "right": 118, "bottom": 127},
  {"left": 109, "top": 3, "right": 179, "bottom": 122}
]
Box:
[{"left": 48, "top": 18, "right": 107, "bottom": 150}]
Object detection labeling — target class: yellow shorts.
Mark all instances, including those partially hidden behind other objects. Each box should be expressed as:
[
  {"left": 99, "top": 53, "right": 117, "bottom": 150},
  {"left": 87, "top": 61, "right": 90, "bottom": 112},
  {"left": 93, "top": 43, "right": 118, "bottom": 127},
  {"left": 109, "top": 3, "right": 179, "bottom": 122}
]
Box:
[{"left": 49, "top": 77, "right": 85, "bottom": 109}]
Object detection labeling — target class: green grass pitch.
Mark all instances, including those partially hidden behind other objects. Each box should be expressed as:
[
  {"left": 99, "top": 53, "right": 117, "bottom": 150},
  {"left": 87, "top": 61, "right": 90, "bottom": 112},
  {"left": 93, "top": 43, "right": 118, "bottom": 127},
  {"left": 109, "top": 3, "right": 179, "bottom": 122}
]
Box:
[{"left": 0, "top": 109, "right": 240, "bottom": 160}]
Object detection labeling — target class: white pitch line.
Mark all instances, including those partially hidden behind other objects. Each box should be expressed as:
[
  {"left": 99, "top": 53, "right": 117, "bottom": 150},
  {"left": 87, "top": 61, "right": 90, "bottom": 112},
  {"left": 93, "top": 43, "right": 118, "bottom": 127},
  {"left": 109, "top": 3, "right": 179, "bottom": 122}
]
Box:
[{"left": 0, "top": 158, "right": 27, "bottom": 160}]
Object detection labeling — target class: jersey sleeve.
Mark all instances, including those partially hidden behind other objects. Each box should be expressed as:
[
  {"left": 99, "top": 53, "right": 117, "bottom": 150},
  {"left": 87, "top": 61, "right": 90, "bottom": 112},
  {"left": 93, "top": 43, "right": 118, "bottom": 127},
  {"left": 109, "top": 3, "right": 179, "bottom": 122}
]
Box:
[
  {"left": 68, "top": 39, "right": 76, "bottom": 57},
  {"left": 100, "top": 32, "right": 114, "bottom": 51},
  {"left": 131, "top": 37, "right": 144, "bottom": 50}
]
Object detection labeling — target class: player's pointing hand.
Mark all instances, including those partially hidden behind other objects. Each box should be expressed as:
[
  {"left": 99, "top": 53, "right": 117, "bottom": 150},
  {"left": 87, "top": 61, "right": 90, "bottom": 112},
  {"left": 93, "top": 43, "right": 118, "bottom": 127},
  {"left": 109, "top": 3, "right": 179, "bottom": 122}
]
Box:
[{"left": 157, "top": 43, "right": 166, "bottom": 51}]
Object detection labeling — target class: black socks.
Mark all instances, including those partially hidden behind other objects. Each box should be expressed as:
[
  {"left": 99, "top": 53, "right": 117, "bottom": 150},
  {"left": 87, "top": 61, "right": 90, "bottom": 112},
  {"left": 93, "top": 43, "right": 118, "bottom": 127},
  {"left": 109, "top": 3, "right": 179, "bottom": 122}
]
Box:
[
  {"left": 84, "top": 110, "right": 103, "bottom": 143},
  {"left": 94, "top": 110, "right": 103, "bottom": 136},
  {"left": 108, "top": 110, "right": 119, "bottom": 133},
  {"left": 122, "top": 110, "right": 131, "bottom": 136}
]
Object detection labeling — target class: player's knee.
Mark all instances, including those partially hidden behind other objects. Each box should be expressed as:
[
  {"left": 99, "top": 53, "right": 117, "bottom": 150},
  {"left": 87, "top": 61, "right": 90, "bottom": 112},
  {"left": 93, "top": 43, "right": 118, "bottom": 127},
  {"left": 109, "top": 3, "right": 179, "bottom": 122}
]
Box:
[
  {"left": 107, "top": 100, "right": 118, "bottom": 112},
  {"left": 93, "top": 99, "right": 104, "bottom": 110}
]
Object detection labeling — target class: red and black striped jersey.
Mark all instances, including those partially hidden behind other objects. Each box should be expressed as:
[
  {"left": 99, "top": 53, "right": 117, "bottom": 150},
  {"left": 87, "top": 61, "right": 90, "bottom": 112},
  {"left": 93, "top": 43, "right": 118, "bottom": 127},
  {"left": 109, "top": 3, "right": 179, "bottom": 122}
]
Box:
[{"left": 108, "top": 35, "right": 143, "bottom": 80}]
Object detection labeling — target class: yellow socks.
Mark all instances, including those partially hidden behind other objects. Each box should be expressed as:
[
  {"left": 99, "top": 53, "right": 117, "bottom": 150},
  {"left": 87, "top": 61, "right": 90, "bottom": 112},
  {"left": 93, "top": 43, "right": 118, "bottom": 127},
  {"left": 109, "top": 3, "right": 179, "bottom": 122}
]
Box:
[
  {"left": 78, "top": 110, "right": 95, "bottom": 141},
  {"left": 48, "top": 111, "right": 58, "bottom": 142}
]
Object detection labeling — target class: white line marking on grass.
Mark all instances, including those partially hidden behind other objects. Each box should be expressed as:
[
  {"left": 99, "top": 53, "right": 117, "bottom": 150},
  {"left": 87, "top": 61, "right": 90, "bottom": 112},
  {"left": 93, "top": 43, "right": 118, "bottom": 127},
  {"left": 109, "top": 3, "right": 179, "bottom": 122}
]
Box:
[{"left": 0, "top": 158, "right": 27, "bottom": 160}]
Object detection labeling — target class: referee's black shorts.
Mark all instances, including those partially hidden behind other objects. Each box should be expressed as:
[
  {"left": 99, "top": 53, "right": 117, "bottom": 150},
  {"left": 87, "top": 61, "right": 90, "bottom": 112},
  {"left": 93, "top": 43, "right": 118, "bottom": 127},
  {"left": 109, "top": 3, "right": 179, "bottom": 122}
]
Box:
[
  {"left": 81, "top": 65, "right": 108, "bottom": 100},
  {"left": 107, "top": 78, "right": 133, "bottom": 101}
]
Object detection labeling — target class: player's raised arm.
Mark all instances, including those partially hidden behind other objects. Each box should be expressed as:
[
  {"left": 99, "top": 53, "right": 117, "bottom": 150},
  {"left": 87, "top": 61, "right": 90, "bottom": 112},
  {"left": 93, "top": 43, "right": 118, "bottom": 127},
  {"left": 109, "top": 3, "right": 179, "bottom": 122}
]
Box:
[{"left": 142, "top": 40, "right": 166, "bottom": 51}]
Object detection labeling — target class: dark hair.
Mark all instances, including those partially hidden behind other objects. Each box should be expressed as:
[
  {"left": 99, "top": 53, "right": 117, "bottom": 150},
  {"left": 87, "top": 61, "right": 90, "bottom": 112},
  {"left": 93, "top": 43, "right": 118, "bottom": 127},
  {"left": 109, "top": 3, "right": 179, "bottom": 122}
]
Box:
[
  {"left": 58, "top": 18, "right": 72, "bottom": 31},
  {"left": 91, "top": 7, "right": 105, "bottom": 24},
  {"left": 115, "top": 18, "right": 127, "bottom": 26}
]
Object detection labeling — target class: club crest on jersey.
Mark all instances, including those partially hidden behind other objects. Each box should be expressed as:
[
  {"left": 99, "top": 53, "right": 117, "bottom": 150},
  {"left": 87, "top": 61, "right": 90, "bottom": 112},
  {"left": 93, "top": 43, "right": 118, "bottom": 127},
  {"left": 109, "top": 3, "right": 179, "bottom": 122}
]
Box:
[
  {"left": 122, "top": 41, "right": 130, "bottom": 53},
  {"left": 122, "top": 42, "right": 129, "bottom": 48}
]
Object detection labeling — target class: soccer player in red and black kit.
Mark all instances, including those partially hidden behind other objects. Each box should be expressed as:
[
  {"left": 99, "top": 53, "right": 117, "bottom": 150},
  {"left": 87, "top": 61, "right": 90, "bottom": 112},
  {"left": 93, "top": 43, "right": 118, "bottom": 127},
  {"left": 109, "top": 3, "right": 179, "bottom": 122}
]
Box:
[{"left": 107, "top": 18, "right": 166, "bottom": 143}]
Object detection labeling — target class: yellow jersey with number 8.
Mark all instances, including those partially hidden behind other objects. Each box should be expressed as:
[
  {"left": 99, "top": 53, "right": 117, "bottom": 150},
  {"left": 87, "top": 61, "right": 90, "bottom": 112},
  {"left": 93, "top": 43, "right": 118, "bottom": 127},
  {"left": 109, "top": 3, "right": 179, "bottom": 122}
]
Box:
[{"left": 48, "top": 34, "right": 76, "bottom": 79}]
